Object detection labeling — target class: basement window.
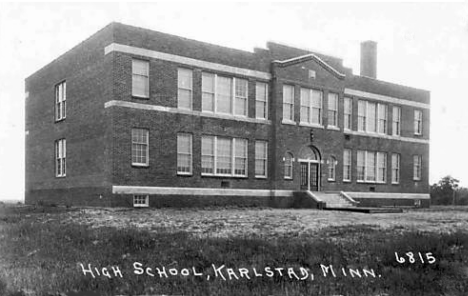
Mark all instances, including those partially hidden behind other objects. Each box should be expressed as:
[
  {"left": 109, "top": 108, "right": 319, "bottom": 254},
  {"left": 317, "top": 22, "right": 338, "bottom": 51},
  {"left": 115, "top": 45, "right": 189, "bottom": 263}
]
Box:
[{"left": 133, "top": 195, "right": 149, "bottom": 208}]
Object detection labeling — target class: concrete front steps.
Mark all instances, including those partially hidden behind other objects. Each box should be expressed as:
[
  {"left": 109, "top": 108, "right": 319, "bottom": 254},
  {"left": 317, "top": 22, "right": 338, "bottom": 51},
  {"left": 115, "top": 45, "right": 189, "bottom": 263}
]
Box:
[{"left": 310, "top": 191, "right": 359, "bottom": 208}]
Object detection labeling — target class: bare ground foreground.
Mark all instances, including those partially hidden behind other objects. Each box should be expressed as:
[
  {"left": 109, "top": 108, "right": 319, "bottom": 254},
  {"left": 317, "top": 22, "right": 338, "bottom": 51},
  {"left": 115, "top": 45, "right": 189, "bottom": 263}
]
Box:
[{"left": 57, "top": 205, "right": 468, "bottom": 238}]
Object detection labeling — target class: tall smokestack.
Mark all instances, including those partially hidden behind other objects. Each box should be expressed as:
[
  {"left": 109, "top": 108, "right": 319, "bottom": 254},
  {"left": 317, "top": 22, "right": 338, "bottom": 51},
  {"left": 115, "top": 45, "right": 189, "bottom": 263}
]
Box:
[{"left": 360, "top": 41, "right": 377, "bottom": 78}]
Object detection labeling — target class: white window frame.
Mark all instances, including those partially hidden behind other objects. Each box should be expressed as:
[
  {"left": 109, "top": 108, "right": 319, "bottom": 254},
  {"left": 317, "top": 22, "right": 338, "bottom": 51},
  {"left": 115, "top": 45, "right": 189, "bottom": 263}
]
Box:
[
  {"left": 328, "top": 93, "right": 338, "bottom": 128},
  {"left": 255, "top": 82, "right": 269, "bottom": 120},
  {"left": 344, "top": 97, "right": 352, "bottom": 130},
  {"left": 55, "top": 138, "right": 66, "bottom": 177},
  {"left": 343, "top": 149, "right": 351, "bottom": 182},
  {"left": 392, "top": 106, "right": 401, "bottom": 136},
  {"left": 377, "top": 152, "right": 387, "bottom": 183},
  {"left": 300, "top": 88, "right": 323, "bottom": 126},
  {"left": 255, "top": 141, "right": 268, "bottom": 178},
  {"left": 55, "top": 81, "right": 66, "bottom": 121},
  {"left": 201, "top": 72, "right": 248, "bottom": 117},
  {"left": 177, "top": 68, "right": 193, "bottom": 110},
  {"left": 177, "top": 133, "right": 192, "bottom": 175},
  {"left": 358, "top": 100, "right": 387, "bottom": 135},
  {"left": 202, "top": 73, "right": 215, "bottom": 112},
  {"left": 413, "top": 155, "right": 422, "bottom": 181},
  {"left": 283, "top": 85, "right": 294, "bottom": 122},
  {"left": 201, "top": 136, "right": 248, "bottom": 177},
  {"left": 391, "top": 153, "right": 400, "bottom": 184},
  {"left": 357, "top": 150, "right": 365, "bottom": 182},
  {"left": 131, "top": 128, "right": 149, "bottom": 167},
  {"left": 284, "top": 152, "right": 293, "bottom": 180},
  {"left": 414, "top": 110, "right": 423, "bottom": 135},
  {"left": 133, "top": 195, "right": 149, "bottom": 208},
  {"left": 327, "top": 156, "right": 337, "bottom": 181},
  {"left": 132, "top": 59, "right": 149, "bottom": 98}
]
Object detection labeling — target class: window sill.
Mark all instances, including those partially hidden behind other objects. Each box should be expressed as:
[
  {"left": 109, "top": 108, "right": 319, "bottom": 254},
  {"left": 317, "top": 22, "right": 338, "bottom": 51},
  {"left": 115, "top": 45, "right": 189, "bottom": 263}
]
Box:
[
  {"left": 299, "top": 122, "right": 324, "bottom": 129},
  {"left": 133, "top": 204, "right": 149, "bottom": 208},
  {"left": 55, "top": 118, "right": 66, "bottom": 123},
  {"left": 132, "top": 164, "right": 149, "bottom": 168},
  {"left": 177, "top": 172, "right": 193, "bottom": 176},
  {"left": 343, "top": 180, "right": 351, "bottom": 183},
  {"left": 391, "top": 182, "right": 400, "bottom": 185},
  {"left": 326, "top": 126, "right": 340, "bottom": 131},
  {"left": 255, "top": 176, "right": 268, "bottom": 179},
  {"left": 201, "top": 174, "right": 248, "bottom": 179},
  {"left": 132, "top": 95, "right": 150, "bottom": 100},
  {"left": 281, "top": 120, "right": 296, "bottom": 126},
  {"left": 55, "top": 175, "right": 66, "bottom": 178},
  {"left": 327, "top": 179, "right": 336, "bottom": 182},
  {"left": 356, "top": 181, "right": 387, "bottom": 184},
  {"left": 284, "top": 177, "right": 293, "bottom": 180}
]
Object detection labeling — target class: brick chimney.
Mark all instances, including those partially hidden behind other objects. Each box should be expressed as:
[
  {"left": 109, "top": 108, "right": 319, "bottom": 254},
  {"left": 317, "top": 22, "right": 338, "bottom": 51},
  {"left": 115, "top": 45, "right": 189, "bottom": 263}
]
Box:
[{"left": 360, "top": 41, "right": 377, "bottom": 78}]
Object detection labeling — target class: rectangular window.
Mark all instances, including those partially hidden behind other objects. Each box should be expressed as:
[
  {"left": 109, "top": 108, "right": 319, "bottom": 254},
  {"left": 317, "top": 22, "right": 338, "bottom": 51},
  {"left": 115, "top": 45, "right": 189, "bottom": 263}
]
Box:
[
  {"left": 201, "top": 136, "right": 215, "bottom": 174},
  {"left": 378, "top": 104, "right": 388, "bottom": 134},
  {"left": 55, "top": 81, "right": 66, "bottom": 121},
  {"left": 367, "top": 101, "right": 377, "bottom": 133},
  {"left": 413, "top": 155, "right": 422, "bottom": 181},
  {"left": 202, "top": 73, "right": 215, "bottom": 112},
  {"left": 201, "top": 136, "right": 248, "bottom": 177},
  {"left": 255, "top": 82, "right": 268, "bottom": 119},
  {"left": 216, "top": 76, "right": 232, "bottom": 114},
  {"left": 377, "top": 152, "right": 387, "bottom": 183},
  {"left": 177, "top": 133, "right": 192, "bottom": 174},
  {"left": 357, "top": 150, "right": 365, "bottom": 182},
  {"left": 216, "top": 137, "right": 232, "bottom": 175},
  {"left": 55, "top": 139, "right": 66, "bottom": 177},
  {"left": 328, "top": 157, "right": 336, "bottom": 181},
  {"left": 234, "top": 139, "right": 248, "bottom": 176},
  {"left": 300, "top": 88, "right": 322, "bottom": 125},
  {"left": 234, "top": 78, "right": 248, "bottom": 116},
  {"left": 255, "top": 141, "right": 268, "bottom": 178},
  {"left": 414, "top": 110, "right": 423, "bottom": 135},
  {"left": 131, "top": 128, "right": 149, "bottom": 166},
  {"left": 133, "top": 195, "right": 149, "bottom": 208},
  {"left": 328, "top": 93, "right": 338, "bottom": 127},
  {"left": 365, "top": 151, "right": 376, "bottom": 182},
  {"left": 283, "top": 85, "right": 294, "bottom": 122},
  {"left": 392, "top": 106, "right": 401, "bottom": 136},
  {"left": 391, "top": 153, "right": 400, "bottom": 184},
  {"left": 358, "top": 100, "right": 366, "bottom": 132},
  {"left": 132, "top": 59, "right": 149, "bottom": 98},
  {"left": 343, "top": 149, "right": 351, "bottom": 182},
  {"left": 284, "top": 153, "right": 293, "bottom": 179},
  {"left": 177, "top": 68, "right": 192, "bottom": 110},
  {"left": 344, "top": 97, "right": 352, "bottom": 130}
]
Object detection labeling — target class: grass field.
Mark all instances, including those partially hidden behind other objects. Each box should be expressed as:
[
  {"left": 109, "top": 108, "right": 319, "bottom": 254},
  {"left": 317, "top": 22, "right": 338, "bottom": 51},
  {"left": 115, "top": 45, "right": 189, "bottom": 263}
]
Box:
[{"left": 1, "top": 204, "right": 468, "bottom": 296}]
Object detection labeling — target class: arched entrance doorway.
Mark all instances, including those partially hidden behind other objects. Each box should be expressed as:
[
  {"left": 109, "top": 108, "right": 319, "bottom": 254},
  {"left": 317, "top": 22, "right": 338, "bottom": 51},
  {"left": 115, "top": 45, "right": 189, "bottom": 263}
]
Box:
[{"left": 298, "top": 146, "right": 321, "bottom": 191}]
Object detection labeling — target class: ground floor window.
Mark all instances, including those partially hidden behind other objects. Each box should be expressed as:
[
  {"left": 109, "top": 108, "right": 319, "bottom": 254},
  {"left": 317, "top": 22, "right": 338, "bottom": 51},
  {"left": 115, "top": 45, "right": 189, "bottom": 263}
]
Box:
[
  {"left": 343, "top": 149, "right": 351, "bottom": 182},
  {"left": 413, "top": 155, "right": 422, "bottom": 181},
  {"left": 327, "top": 156, "right": 336, "bottom": 181},
  {"left": 55, "top": 139, "right": 66, "bottom": 177},
  {"left": 391, "top": 153, "right": 400, "bottom": 184},
  {"left": 284, "top": 152, "right": 293, "bottom": 179},
  {"left": 177, "top": 133, "right": 192, "bottom": 174},
  {"left": 133, "top": 195, "right": 149, "bottom": 207},
  {"left": 131, "top": 128, "right": 149, "bottom": 166},
  {"left": 201, "top": 136, "right": 248, "bottom": 177},
  {"left": 255, "top": 141, "right": 268, "bottom": 178},
  {"left": 357, "top": 150, "right": 387, "bottom": 183}
]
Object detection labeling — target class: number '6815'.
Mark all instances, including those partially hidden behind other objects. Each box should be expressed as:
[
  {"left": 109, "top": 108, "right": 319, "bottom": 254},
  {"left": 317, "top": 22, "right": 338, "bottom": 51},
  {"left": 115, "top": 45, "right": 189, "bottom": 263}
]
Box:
[{"left": 395, "top": 252, "right": 436, "bottom": 264}]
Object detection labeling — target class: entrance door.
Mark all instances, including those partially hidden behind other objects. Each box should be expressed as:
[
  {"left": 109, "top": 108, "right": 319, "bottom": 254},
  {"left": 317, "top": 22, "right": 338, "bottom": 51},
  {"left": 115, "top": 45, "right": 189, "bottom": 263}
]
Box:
[
  {"left": 310, "top": 163, "right": 319, "bottom": 191},
  {"left": 300, "top": 162, "right": 309, "bottom": 190}
]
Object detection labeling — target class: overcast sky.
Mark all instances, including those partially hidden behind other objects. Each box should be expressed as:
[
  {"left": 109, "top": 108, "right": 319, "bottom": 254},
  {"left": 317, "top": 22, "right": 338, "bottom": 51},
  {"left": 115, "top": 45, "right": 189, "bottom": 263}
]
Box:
[{"left": 0, "top": 2, "right": 467, "bottom": 200}]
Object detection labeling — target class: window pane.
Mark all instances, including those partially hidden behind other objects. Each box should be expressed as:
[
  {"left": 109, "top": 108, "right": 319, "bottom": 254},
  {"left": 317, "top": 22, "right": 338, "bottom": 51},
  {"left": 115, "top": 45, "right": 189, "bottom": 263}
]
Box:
[
  {"left": 378, "top": 104, "right": 387, "bottom": 134},
  {"left": 358, "top": 100, "right": 366, "bottom": 131},
  {"left": 283, "top": 85, "right": 294, "bottom": 121},
  {"left": 202, "top": 73, "right": 215, "bottom": 112},
  {"left": 178, "top": 69, "right": 192, "bottom": 110},
  {"left": 177, "top": 133, "right": 192, "bottom": 174},
  {"left": 256, "top": 83, "right": 268, "bottom": 119},
  {"left": 132, "top": 60, "right": 149, "bottom": 97},
  {"left": 201, "top": 136, "right": 215, "bottom": 174},
  {"left": 216, "top": 138, "right": 232, "bottom": 174},
  {"left": 311, "top": 90, "right": 322, "bottom": 124},
  {"left": 255, "top": 141, "right": 267, "bottom": 177},
  {"left": 132, "top": 129, "right": 149, "bottom": 165},
  {"left": 216, "top": 77, "right": 232, "bottom": 114},
  {"left": 234, "top": 138, "right": 248, "bottom": 176},
  {"left": 367, "top": 102, "right": 376, "bottom": 133},
  {"left": 357, "top": 150, "right": 365, "bottom": 181},
  {"left": 393, "top": 106, "right": 401, "bottom": 136}
]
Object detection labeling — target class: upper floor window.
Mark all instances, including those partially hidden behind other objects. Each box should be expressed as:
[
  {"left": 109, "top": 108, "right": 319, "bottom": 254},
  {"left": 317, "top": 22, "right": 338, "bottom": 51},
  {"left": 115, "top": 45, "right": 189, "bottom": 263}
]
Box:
[
  {"left": 201, "top": 73, "right": 248, "bottom": 116},
  {"left": 255, "top": 141, "right": 268, "bottom": 178},
  {"left": 283, "top": 85, "right": 294, "bottom": 122},
  {"left": 391, "top": 153, "right": 400, "bottom": 184},
  {"left": 344, "top": 97, "right": 352, "bottom": 130},
  {"left": 343, "top": 149, "right": 351, "bottom": 182},
  {"left": 327, "top": 156, "right": 336, "bottom": 181},
  {"left": 413, "top": 155, "right": 422, "bottom": 181},
  {"left": 300, "top": 88, "right": 322, "bottom": 125},
  {"left": 284, "top": 152, "right": 293, "bottom": 179},
  {"left": 55, "top": 139, "right": 66, "bottom": 177},
  {"left": 55, "top": 81, "right": 66, "bottom": 121},
  {"left": 328, "top": 93, "right": 338, "bottom": 128},
  {"left": 201, "top": 136, "right": 247, "bottom": 177},
  {"left": 177, "top": 68, "right": 193, "bottom": 110},
  {"left": 414, "top": 110, "right": 423, "bottom": 135},
  {"left": 255, "top": 82, "right": 268, "bottom": 120},
  {"left": 131, "top": 128, "right": 149, "bottom": 166},
  {"left": 132, "top": 59, "right": 149, "bottom": 98},
  {"left": 357, "top": 100, "right": 387, "bottom": 134},
  {"left": 177, "top": 133, "right": 192, "bottom": 175},
  {"left": 392, "top": 106, "right": 401, "bottom": 136}
]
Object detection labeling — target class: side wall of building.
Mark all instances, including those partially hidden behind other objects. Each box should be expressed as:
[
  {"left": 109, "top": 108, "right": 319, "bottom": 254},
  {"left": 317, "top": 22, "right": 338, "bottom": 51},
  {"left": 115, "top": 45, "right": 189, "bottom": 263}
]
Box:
[{"left": 25, "top": 25, "right": 115, "bottom": 205}]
